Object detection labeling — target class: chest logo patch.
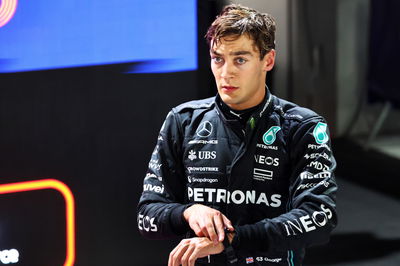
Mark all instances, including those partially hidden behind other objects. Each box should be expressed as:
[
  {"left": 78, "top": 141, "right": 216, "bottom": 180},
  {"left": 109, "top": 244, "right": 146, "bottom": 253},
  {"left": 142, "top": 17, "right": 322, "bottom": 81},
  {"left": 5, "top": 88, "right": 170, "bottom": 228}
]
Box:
[
  {"left": 263, "top": 126, "right": 281, "bottom": 145},
  {"left": 313, "top": 122, "right": 329, "bottom": 144},
  {"left": 196, "top": 121, "right": 213, "bottom": 137}
]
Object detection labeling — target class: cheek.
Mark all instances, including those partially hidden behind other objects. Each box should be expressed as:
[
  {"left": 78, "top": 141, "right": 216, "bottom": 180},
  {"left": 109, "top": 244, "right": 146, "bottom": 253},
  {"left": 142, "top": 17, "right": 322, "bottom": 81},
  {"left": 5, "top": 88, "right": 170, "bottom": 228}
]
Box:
[
  {"left": 211, "top": 68, "right": 220, "bottom": 81},
  {"left": 210, "top": 64, "right": 217, "bottom": 76},
  {"left": 245, "top": 65, "right": 262, "bottom": 80}
]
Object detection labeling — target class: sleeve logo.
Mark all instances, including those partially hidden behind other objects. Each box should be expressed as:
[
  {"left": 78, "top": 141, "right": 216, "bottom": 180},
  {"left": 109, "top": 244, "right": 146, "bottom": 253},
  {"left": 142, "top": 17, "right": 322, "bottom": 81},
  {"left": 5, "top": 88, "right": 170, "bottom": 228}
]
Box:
[
  {"left": 313, "top": 122, "right": 329, "bottom": 144},
  {"left": 263, "top": 126, "right": 281, "bottom": 145}
]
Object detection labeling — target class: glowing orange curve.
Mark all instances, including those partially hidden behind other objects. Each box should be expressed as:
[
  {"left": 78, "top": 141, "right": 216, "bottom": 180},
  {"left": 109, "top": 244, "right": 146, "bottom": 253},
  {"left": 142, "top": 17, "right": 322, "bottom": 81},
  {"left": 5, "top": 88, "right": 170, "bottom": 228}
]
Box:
[
  {"left": 0, "top": 179, "right": 76, "bottom": 266},
  {"left": 0, "top": 0, "right": 18, "bottom": 28}
]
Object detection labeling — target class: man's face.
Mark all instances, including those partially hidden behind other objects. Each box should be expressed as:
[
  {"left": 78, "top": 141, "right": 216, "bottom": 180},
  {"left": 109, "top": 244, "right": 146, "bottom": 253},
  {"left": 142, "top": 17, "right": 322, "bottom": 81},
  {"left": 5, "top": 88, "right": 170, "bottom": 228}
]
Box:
[{"left": 210, "top": 34, "right": 275, "bottom": 110}]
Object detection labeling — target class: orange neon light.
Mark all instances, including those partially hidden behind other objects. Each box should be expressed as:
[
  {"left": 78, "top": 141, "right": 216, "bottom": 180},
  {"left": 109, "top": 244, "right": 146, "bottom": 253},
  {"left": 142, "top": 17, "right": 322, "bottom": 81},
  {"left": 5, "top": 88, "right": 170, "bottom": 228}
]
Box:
[
  {"left": 0, "top": 179, "right": 76, "bottom": 266},
  {"left": 0, "top": 0, "right": 18, "bottom": 28}
]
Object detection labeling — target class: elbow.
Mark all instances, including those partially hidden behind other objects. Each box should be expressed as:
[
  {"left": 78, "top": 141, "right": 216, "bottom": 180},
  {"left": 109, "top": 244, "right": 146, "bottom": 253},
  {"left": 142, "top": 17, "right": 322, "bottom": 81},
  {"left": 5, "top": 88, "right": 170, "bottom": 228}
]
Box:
[
  {"left": 311, "top": 204, "right": 338, "bottom": 246},
  {"left": 137, "top": 212, "right": 159, "bottom": 238},
  {"left": 137, "top": 203, "right": 160, "bottom": 239}
]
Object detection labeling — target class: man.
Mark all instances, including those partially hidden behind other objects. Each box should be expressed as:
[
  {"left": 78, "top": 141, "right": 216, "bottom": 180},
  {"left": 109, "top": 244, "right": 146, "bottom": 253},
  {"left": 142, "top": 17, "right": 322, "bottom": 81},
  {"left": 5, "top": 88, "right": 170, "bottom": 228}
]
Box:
[{"left": 137, "top": 4, "right": 337, "bottom": 266}]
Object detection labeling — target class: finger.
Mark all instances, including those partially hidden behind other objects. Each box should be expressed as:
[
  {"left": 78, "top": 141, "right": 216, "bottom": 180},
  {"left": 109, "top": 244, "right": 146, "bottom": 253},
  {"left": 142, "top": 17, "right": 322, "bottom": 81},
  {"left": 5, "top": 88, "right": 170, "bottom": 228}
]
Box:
[
  {"left": 168, "top": 244, "right": 180, "bottom": 266},
  {"left": 203, "top": 217, "right": 218, "bottom": 244},
  {"left": 188, "top": 247, "right": 200, "bottom": 266},
  {"left": 213, "top": 213, "right": 225, "bottom": 242},
  {"left": 172, "top": 246, "right": 187, "bottom": 266},
  {"left": 197, "top": 218, "right": 210, "bottom": 239},
  {"left": 181, "top": 243, "right": 195, "bottom": 266},
  {"left": 169, "top": 240, "right": 189, "bottom": 266},
  {"left": 222, "top": 214, "right": 234, "bottom": 230},
  {"left": 191, "top": 222, "right": 204, "bottom": 237},
  {"left": 168, "top": 245, "right": 180, "bottom": 266}
]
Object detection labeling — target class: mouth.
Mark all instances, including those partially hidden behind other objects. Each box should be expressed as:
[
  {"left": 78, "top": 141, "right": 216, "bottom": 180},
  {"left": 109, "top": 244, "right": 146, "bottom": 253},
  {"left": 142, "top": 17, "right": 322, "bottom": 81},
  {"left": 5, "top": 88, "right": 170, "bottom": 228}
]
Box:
[{"left": 221, "top": 85, "right": 238, "bottom": 93}]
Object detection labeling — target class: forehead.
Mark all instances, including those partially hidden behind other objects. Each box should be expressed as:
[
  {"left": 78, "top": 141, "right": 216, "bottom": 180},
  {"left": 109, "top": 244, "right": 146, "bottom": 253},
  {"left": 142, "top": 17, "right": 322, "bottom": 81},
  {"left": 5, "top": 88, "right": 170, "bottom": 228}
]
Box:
[{"left": 211, "top": 34, "right": 259, "bottom": 55}]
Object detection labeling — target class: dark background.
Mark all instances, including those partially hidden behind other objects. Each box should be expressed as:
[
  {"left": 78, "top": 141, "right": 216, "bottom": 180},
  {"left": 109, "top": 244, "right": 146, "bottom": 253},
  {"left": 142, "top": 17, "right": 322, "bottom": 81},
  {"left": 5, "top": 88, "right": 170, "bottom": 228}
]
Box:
[
  {"left": 0, "top": 1, "right": 221, "bottom": 265},
  {"left": 0, "top": 69, "right": 197, "bottom": 265}
]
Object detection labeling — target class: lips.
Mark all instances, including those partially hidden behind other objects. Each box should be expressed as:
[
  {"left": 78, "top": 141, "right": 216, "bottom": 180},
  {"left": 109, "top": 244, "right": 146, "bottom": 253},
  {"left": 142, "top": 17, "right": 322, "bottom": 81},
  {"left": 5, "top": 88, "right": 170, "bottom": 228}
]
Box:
[{"left": 221, "top": 85, "right": 238, "bottom": 93}]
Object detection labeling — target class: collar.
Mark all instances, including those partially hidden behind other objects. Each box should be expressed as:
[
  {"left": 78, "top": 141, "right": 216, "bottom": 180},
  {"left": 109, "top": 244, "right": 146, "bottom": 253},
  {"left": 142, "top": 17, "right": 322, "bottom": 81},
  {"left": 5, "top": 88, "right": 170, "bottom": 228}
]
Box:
[
  {"left": 215, "top": 86, "right": 274, "bottom": 130},
  {"left": 217, "top": 97, "right": 260, "bottom": 124}
]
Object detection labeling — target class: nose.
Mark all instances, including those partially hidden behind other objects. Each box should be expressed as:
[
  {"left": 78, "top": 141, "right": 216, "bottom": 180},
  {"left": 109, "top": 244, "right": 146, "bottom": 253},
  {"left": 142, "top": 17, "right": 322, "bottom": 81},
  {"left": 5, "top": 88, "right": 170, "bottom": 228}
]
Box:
[{"left": 220, "top": 61, "right": 234, "bottom": 79}]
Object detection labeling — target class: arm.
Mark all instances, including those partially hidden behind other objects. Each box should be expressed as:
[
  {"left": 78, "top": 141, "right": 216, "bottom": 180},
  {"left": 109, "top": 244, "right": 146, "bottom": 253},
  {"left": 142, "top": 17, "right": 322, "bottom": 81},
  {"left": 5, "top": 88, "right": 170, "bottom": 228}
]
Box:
[
  {"left": 232, "top": 118, "right": 338, "bottom": 252},
  {"left": 183, "top": 204, "right": 233, "bottom": 244},
  {"left": 137, "top": 111, "right": 233, "bottom": 240},
  {"left": 168, "top": 228, "right": 236, "bottom": 266},
  {"left": 137, "top": 111, "right": 191, "bottom": 239},
  {"left": 168, "top": 237, "right": 225, "bottom": 266}
]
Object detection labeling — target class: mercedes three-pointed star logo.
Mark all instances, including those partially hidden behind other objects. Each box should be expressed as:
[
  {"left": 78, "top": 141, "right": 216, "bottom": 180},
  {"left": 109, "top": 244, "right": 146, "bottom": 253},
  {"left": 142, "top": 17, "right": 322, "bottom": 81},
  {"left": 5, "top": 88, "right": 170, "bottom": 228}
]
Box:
[{"left": 196, "top": 121, "right": 213, "bottom": 137}]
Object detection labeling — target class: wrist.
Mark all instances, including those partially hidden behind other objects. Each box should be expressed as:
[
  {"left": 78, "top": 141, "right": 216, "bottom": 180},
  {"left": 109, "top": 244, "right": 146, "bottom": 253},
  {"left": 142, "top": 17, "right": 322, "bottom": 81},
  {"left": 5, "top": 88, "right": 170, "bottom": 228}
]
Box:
[
  {"left": 227, "top": 231, "right": 235, "bottom": 244},
  {"left": 223, "top": 228, "right": 237, "bottom": 264},
  {"left": 182, "top": 203, "right": 195, "bottom": 222},
  {"left": 170, "top": 204, "right": 193, "bottom": 235}
]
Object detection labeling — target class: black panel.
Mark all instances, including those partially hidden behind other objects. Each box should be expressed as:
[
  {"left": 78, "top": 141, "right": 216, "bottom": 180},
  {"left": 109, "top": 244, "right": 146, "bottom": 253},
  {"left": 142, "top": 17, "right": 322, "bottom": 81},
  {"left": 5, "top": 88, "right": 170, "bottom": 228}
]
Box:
[
  {"left": 0, "top": 68, "right": 196, "bottom": 265},
  {"left": 367, "top": 0, "right": 400, "bottom": 107}
]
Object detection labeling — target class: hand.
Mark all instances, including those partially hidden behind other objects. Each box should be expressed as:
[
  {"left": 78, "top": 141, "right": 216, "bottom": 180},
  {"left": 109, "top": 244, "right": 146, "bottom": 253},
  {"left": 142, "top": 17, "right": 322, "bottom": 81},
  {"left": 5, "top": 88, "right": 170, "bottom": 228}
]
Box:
[
  {"left": 168, "top": 237, "right": 224, "bottom": 266},
  {"left": 183, "top": 204, "right": 233, "bottom": 244}
]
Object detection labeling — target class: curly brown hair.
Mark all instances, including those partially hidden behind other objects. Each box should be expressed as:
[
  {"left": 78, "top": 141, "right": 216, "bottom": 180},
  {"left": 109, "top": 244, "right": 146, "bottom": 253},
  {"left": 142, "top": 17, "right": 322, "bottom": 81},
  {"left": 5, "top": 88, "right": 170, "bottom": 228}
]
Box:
[{"left": 205, "top": 4, "right": 276, "bottom": 59}]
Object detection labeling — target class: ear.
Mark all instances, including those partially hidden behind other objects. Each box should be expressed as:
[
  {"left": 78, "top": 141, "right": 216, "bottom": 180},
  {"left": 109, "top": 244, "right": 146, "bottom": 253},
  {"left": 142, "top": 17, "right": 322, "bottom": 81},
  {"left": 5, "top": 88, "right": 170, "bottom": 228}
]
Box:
[{"left": 262, "top": 49, "right": 276, "bottom": 72}]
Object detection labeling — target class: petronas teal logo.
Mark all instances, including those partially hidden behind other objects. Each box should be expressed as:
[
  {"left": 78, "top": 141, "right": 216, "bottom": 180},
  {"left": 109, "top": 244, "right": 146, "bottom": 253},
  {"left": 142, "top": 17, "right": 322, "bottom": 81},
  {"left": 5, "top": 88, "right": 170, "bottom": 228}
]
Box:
[
  {"left": 263, "top": 126, "right": 281, "bottom": 145},
  {"left": 313, "top": 122, "right": 329, "bottom": 144}
]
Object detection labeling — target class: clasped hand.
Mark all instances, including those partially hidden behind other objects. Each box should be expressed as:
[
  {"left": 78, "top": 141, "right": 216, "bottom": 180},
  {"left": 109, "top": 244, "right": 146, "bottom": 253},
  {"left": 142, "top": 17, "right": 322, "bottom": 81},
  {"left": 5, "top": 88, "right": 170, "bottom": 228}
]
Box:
[
  {"left": 168, "top": 204, "right": 234, "bottom": 266},
  {"left": 168, "top": 237, "right": 223, "bottom": 266}
]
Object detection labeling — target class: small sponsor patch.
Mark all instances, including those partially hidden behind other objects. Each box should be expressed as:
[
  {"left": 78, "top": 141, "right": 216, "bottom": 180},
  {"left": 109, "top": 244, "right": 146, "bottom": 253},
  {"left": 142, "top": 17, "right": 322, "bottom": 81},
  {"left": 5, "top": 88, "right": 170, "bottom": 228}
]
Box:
[
  {"left": 263, "top": 126, "right": 281, "bottom": 145},
  {"left": 313, "top": 122, "right": 329, "bottom": 144},
  {"left": 253, "top": 168, "right": 273, "bottom": 181},
  {"left": 246, "top": 257, "right": 254, "bottom": 264}
]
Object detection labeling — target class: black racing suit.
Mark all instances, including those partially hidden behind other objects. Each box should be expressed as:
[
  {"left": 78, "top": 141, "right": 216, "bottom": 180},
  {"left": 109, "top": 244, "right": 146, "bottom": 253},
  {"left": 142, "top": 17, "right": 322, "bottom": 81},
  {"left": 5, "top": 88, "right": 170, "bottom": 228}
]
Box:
[{"left": 137, "top": 89, "right": 338, "bottom": 265}]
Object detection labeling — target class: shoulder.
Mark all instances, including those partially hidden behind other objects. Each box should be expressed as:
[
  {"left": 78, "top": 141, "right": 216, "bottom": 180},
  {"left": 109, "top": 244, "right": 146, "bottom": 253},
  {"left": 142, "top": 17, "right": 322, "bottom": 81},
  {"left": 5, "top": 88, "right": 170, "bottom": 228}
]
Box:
[
  {"left": 273, "top": 96, "right": 322, "bottom": 124},
  {"left": 172, "top": 97, "right": 215, "bottom": 114},
  {"left": 166, "top": 97, "right": 217, "bottom": 133},
  {"left": 271, "top": 96, "right": 329, "bottom": 142}
]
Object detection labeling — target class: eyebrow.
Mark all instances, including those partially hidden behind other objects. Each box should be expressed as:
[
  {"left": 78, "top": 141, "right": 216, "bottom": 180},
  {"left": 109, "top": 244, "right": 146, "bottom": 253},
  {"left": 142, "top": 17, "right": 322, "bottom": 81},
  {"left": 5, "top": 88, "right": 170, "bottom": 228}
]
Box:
[{"left": 210, "top": 50, "right": 253, "bottom": 57}]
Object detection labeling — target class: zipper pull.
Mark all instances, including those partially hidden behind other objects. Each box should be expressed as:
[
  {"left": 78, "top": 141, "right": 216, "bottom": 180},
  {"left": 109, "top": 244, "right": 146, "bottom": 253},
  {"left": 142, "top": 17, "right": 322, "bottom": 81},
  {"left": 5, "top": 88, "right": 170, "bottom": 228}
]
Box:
[{"left": 249, "top": 117, "right": 256, "bottom": 130}]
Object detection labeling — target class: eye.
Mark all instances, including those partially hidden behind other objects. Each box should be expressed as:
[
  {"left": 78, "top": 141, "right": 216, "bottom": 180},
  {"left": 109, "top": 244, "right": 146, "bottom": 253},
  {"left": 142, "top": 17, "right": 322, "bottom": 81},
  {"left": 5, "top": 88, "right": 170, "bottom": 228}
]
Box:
[
  {"left": 235, "top": 57, "right": 247, "bottom": 65},
  {"left": 212, "top": 57, "right": 223, "bottom": 64}
]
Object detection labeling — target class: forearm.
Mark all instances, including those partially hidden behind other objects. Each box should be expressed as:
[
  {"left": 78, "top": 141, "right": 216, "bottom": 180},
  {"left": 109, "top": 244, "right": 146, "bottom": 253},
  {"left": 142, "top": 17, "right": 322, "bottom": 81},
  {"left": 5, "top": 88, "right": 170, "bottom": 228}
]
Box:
[
  {"left": 137, "top": 201, "right": 192, "bottom": 239},
  {"left": 231, "top": 198, "right": 337, "bottom": 252}
]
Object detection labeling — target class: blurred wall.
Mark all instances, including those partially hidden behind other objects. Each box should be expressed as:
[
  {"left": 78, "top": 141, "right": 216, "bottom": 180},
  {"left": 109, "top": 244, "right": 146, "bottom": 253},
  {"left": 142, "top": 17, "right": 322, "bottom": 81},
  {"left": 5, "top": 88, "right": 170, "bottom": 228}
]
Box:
[
  {"left": 231, "top": 0, "right": 400, "bottom": 137},
  {"left": 231, "top": 0, "right": 338, "bottom": 132}
]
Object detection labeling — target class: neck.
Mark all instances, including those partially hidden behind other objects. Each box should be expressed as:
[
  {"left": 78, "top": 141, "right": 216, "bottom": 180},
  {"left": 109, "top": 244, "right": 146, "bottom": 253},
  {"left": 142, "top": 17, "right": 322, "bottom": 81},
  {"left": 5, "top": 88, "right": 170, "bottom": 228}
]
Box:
[
  {"left": 218, "top": 93, "right": 266, "bottom": 126},
  {"left": 227, "top": 86, "right": 266, "bottom": 111}
]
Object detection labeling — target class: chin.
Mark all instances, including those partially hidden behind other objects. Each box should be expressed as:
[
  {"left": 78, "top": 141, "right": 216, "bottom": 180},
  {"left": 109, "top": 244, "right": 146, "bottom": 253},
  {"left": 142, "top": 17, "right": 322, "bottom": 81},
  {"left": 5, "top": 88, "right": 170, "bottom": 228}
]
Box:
[
  {"left": 219, "top": 94, "right": 235, "bottom": 104},
  {"left": 221, "top": 97, "right": 242, "bottom": 109}
]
